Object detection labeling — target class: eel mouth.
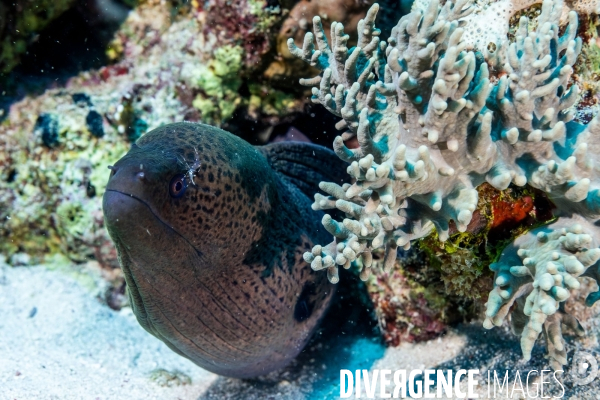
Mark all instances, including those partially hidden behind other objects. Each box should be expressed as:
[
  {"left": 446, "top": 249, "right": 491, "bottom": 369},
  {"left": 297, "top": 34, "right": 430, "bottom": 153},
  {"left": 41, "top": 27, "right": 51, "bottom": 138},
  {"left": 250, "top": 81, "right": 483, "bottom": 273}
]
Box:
[
  {"left": 103, "top": 189, "right": 204, "bottom": 257},
  {"left": 102, "top": 189, "right": 199, "bottom": 357},
  {"left": 102, "top": 190, "right": 155, "bottom": 331}
]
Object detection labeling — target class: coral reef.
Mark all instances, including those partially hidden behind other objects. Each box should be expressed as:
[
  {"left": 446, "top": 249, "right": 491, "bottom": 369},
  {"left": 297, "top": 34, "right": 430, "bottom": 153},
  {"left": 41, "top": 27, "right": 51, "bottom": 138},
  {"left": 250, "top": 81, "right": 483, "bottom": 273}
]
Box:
[
  {"left": 573, "top": 12, "right": 600, "bottom": 121},
  {"left": 409, "top": 0, "right": 600, "bottom": 58},
  {"left": 200, "top": 0, "right": 290, "bottom": 68},
  {"left": 366, "top": 257, "right": 453, "bottom": 345},
  {"left": 0, "top": 0, "right": 404, "bottom": 261},
  {"left": 368, "top": 182, "right": 556, "bottom": 343},
  {"left": 292, "top": 0, "right": 600, "bottom": 369},
  {"left": 0, "top": 0, "right": 394, "bottom": 310},
  {"left": 417, "top": 183, "right": 555, "bottom": 301},
  {"left": 0, "top": 91, "right": 129, "bottom": 262},
  {"left": 484, "top": 216, "right": 600, "bottom": 370},
  {"left": 267, "top": 0, "right": 381, "bottom": 80},
  {"left": 0, "top": 0, "right": 291, "bottom": 267}
]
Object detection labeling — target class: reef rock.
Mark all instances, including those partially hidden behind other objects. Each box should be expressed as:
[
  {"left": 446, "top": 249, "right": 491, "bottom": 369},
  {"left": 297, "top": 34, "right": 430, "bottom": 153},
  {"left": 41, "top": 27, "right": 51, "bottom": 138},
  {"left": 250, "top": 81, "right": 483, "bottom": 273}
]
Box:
[{"left": 0, "top": 0, "right": 385, "bottom": 273}]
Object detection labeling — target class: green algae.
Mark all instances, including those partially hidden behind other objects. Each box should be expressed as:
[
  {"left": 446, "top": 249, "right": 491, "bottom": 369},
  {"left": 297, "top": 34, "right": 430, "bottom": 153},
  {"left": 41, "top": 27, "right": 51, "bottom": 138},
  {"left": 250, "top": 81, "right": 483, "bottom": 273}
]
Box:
[
  {"left": 248, "top": 0, "right": 282, "bottom": 32},
  {"left": 575, "top": 14, "right": 600, "bottom": 101},
  {"left": 149, "top": 368, "right": 192, "bottom": 387},
  {"left": 248, "top": 83, "right": 299, "bottom": 117},
  {"left": 0, "top": 116, "right": 129, "bottom": 263},
  {"left": 191, "top": 45, "right": 244, "bottom": 123},
  {"left": 416, "top": 184, "right": 555, "bottom": 300}
]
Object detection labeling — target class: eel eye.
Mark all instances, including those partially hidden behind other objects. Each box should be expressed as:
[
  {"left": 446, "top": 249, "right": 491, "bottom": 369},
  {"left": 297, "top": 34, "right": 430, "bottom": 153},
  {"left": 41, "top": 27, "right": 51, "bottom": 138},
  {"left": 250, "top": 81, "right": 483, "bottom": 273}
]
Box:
[{"left": 169, "top": 174, "right": 187, "bottom": 198}]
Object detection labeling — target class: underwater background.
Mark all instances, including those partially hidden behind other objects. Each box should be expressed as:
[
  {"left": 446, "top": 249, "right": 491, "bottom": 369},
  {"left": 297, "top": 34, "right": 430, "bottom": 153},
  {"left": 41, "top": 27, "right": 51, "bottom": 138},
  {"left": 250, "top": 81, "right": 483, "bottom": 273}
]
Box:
[{"left": 2, "top": 0, "right": 600, "bottom": 398}]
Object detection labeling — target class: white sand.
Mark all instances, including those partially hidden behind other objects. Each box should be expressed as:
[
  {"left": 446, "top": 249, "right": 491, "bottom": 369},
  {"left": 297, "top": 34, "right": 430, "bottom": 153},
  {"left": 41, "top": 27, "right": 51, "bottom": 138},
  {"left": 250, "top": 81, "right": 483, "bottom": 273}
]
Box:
[
  {"left": 2, "top": 260, "right": 600, "bottom": 399},
  {"left": 0, "top": 263, "right": 217, "bottom": 399}
]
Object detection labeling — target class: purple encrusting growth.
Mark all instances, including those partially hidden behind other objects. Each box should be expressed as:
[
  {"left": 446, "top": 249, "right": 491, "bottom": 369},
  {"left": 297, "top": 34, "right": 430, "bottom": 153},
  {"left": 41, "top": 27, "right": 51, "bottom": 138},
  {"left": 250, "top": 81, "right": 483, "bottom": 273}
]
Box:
[{"left": 200, "top": 0, "right": 283, "bottom": 67}]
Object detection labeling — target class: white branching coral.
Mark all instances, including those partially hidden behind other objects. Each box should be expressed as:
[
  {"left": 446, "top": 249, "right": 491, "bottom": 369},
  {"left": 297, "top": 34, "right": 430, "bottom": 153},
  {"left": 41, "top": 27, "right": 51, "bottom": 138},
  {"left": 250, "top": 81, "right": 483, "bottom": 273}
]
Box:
[
  {"left": 289, "top": 0, "right": 600, "bottom": 369},
  {"left": 484, "top": 216, "right": 600, "bottom": 369},
  {"left": 411, "top": 0, "right": 600, "bottom": 56}
]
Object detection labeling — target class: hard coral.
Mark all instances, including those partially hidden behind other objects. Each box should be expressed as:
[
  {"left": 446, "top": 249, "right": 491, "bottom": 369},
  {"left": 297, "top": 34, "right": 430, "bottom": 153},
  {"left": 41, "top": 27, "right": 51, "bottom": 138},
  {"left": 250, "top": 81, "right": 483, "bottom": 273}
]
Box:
[
  {"left": 266, "top": 0, "right": 406, "bottom": 84},
  {"left": 266, "top": 0, "right": 375, "bottom": 81},
  {"left": 411, "top": 0, "right": 600, "bottom": 63},
  {"left": 291, "top": 0, "right": 600, "bottom": 369}
]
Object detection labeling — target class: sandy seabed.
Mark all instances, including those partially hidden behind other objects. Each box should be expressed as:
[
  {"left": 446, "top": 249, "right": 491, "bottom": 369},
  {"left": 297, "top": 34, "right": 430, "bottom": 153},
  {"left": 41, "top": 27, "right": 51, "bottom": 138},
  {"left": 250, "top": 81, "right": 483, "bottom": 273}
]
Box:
[{"left": 2, "top": 260, "right": 600, "bottom": 399}]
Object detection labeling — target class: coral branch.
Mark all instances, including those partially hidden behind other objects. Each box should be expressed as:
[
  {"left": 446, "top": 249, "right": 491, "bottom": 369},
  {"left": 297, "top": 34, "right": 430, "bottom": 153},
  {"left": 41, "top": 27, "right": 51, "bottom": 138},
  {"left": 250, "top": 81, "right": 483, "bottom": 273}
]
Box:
[{"left": 290, "top": 0, "right": 600, "bottom": 369}]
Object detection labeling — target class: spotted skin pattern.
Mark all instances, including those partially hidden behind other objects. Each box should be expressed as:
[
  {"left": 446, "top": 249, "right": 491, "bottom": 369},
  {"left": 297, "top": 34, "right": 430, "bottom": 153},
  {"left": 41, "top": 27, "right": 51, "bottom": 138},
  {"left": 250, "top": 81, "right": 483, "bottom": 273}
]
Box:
[{"left": 103, "top": 122, "right": 341, "bottom": 378}]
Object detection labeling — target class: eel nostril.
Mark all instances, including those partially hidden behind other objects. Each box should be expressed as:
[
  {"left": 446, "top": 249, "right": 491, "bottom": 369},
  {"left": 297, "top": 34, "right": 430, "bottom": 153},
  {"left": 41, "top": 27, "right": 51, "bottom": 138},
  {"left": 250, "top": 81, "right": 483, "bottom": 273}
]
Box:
[{"left": 108, "top": 165, "right": 117, "bottom": 178}]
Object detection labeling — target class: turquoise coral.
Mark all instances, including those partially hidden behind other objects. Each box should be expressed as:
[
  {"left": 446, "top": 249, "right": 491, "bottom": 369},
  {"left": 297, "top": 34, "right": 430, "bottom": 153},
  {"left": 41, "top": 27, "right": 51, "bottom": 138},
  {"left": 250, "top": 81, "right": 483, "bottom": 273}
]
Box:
[{"left": 290, "top": 0, "right": 600, "bottom": 370}]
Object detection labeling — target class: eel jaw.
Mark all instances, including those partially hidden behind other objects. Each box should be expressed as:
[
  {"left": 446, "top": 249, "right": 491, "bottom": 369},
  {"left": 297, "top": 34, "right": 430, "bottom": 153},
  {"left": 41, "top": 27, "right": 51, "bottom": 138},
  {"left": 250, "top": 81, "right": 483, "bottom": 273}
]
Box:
[{"left": 102, "top": 189, "right": 194, "bottom": 359}]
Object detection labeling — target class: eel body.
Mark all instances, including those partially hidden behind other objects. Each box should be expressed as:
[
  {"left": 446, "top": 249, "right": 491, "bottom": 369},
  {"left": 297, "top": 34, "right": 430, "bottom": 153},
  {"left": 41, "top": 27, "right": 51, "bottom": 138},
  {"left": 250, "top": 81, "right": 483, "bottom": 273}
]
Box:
[{"left": 102, "top": 122, "right": 345, "bottom": 378}]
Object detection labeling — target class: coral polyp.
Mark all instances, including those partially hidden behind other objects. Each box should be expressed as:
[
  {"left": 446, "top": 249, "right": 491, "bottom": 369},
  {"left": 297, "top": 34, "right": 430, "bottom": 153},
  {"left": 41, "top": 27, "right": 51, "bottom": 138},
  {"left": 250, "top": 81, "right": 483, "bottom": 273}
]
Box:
[{"left": 290, "top": 0, "right": 600, "bottom": 369}]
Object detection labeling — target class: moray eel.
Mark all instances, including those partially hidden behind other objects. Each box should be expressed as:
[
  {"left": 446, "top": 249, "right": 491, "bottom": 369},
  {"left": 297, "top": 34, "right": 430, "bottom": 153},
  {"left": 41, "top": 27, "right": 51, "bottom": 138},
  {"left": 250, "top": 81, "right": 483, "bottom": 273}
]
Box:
[{"left": 102, "top": 122, "right": 347, "bottom": 378}]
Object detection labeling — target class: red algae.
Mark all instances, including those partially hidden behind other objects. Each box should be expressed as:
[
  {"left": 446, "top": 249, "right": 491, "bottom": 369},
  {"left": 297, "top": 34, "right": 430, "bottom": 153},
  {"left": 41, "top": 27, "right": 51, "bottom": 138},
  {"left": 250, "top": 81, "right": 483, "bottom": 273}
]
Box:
[{"left": 490, "top": 193, "right": 534, "bottom": 229}]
